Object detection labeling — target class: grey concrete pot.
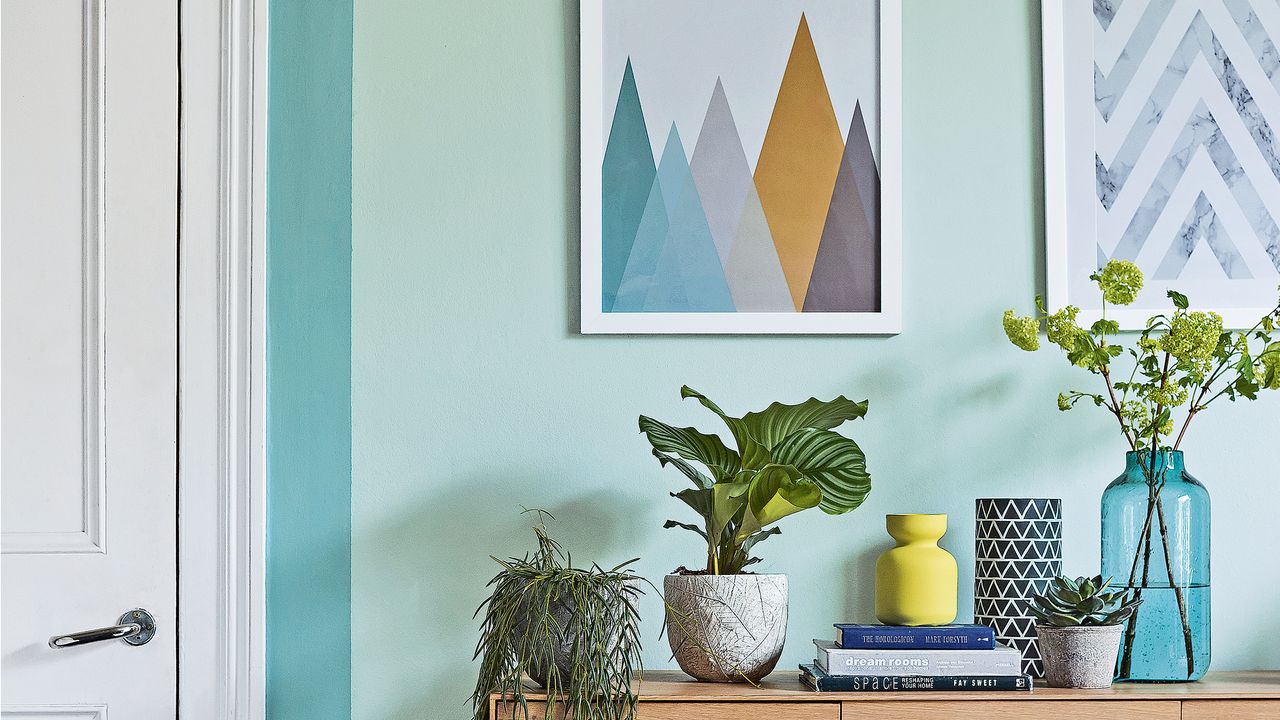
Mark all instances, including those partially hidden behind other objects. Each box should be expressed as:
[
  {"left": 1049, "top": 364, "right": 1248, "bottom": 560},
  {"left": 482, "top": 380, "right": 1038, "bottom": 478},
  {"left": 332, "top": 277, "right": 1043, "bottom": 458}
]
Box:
[
  {"left": 664, "top": 574, "right": 787, "bottom": 683},
  {"left": 510, "top": 584, "right": 577, "bottom": 687},
  {"left": 510, "top": 578, "right": 638, "bottom": 687},
  {"left": 1036, "top": 624, "right": 1124, "bottom": 688}
]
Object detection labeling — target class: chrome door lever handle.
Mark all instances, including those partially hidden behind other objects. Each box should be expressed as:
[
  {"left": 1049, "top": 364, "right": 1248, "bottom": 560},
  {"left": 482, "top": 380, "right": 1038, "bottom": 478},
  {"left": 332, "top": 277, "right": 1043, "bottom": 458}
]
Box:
[{"left": 48, "top": 608, "right": 156, "bottom": 649}]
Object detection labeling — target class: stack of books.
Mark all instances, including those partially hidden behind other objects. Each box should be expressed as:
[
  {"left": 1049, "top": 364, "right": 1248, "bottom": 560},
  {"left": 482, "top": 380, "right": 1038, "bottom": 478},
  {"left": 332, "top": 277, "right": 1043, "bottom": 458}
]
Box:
[{"left": 800, "top": 623, "right": 1033, "bottom": 692}]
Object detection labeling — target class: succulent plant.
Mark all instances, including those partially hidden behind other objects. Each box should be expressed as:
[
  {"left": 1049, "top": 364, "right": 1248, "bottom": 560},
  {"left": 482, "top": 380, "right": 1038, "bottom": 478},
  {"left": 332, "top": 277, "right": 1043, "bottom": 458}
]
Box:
[{"left": 1029, "top": 575, "right": 1142, "bottom": 627}]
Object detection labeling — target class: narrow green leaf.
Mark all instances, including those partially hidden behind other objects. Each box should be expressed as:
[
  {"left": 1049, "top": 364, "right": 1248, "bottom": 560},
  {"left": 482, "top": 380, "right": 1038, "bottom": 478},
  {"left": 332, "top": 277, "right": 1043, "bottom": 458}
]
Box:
[
  {"left": 662, "top": 519, "right": 708, "bottom": 541},
  {"left": 680, "top": 387, "right": 771, "bottom": 469},
  {"left": 638, "top": 415, "right": 741, "bottom": 482},
  {"left": 652, "top": 449, "right": 715, "bottom": 489},
  {"left": 740, "top": 527, "right": 781, "bottom": 557}
]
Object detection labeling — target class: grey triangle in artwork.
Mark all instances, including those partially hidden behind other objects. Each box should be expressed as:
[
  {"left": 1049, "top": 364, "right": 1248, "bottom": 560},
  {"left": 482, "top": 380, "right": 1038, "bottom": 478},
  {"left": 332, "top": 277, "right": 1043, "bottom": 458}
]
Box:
[
  {"left": 724, "top": 184, "right": 794, "bottom": 311},
  {"left": 846, "top": 102, "right": 879, "bottom": 241},
  {"left": 690, "top": 78, "right": 753, "bottom": 267},
  {"left": 803, "top": 102, "right": 880, "bottom": 313}
]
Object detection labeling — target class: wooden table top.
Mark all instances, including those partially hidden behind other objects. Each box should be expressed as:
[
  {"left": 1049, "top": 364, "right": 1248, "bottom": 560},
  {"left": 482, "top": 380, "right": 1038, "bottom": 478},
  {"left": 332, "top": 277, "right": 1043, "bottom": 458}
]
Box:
[{"left": 503, "top": 670, "right": 1280, "bottom": 702}]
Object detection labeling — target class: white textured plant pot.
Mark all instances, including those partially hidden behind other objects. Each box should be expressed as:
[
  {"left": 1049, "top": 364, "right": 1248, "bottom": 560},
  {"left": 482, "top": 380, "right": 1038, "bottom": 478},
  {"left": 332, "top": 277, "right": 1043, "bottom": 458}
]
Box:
[
  {"left": 1036, "top": 624, "right": 1123, "bottom": 689},
  {"left": 664, "top": 574, "right": 788, "bottom": 683}
]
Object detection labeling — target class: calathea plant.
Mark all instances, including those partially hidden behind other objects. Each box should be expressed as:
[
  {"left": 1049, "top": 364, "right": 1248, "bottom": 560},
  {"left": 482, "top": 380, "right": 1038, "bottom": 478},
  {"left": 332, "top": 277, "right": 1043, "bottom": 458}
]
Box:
[
  {"left": 1029, "top": 575, "right": 1141, "bottom": 627},
  {"left": 639, "top": 387, "right": 872, "bottom": 574}
]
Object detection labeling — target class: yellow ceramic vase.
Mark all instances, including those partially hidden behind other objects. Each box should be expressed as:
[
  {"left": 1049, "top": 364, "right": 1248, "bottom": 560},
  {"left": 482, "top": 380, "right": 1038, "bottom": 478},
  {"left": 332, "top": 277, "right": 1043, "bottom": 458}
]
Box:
[{"left": 874, "top": 514, "right": 958, "bottom": 626}]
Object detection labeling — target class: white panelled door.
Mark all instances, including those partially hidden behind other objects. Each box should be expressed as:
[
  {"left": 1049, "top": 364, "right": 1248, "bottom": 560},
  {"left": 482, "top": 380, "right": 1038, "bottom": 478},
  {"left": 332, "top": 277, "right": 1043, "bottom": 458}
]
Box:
[{"left": 1, "top": 0, "right": 178, "bottom": 715}]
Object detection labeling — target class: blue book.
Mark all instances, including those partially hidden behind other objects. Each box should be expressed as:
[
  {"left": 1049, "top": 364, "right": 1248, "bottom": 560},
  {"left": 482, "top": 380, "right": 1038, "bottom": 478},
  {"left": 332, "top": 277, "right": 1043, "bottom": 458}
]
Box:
[
  {"left": 799, "top": 664, "right": 1032, "bottom": 692},
  {"left": 833, "top": 623, "right": 996, "bottom": 650}
]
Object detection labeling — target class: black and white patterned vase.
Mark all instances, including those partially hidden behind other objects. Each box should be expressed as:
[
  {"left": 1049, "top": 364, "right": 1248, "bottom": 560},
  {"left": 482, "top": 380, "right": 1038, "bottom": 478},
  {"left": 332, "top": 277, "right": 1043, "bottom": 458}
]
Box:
[{"left": 973, "top": 498, "right": 1063, "bottom": 678}]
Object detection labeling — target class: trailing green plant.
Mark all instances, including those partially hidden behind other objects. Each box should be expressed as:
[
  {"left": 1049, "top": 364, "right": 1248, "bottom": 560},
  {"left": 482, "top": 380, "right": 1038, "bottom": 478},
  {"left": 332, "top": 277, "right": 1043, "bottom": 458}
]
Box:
[
  {"left": 471, "top": 511, "right": 644, "bottom": 720},
  {"left": 1029, "top": 575, "right": 1141, "bottom": 627},
  {"left": 639, "top": 386, "right": 872, "bottom": 575},
  {"left": 1003, "top": 261, "right": 1280, "bottom": 677}
]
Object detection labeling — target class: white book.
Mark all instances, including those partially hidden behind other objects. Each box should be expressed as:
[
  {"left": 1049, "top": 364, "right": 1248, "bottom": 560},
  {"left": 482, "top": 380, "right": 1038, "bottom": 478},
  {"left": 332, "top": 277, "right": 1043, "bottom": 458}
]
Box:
[{"left": 813, "top": 639, "right": 1023, "bottom": 677}]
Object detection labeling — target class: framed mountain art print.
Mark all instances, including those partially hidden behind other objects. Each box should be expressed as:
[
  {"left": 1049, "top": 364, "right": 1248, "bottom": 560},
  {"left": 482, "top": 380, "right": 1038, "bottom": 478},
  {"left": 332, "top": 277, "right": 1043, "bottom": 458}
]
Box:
[
  {"left": 1043, "top": 0, "right": 1280, "bottom": 328},
  {"left": 580, "top": 0, "right": 901, "bottom": 334}
]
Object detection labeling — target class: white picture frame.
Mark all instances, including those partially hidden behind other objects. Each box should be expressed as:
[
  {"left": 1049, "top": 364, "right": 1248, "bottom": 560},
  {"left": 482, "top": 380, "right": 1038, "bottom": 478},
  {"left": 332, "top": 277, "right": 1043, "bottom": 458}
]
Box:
[
  {"left": 579, "top": 0, "right": 902, "bottom": 335},
  {"left": 1042, "top": 0, "right": 1280, "bottom": 329}
]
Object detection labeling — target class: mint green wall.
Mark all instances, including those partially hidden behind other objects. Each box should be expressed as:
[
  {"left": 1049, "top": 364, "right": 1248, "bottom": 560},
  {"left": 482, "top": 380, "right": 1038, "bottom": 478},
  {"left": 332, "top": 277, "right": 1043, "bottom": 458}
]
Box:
[{"left": 349, "top": 1, "right": 1280, "bottom": 718}]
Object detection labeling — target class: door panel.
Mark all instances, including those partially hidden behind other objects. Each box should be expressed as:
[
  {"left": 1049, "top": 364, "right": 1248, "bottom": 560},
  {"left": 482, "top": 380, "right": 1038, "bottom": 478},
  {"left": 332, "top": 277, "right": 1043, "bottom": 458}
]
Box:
[
  {"left": 1, "top": 0, "right": 104, "bottom": 554},
  {"left": 1, "top": 0, "right": 178, "bottom": 714}
]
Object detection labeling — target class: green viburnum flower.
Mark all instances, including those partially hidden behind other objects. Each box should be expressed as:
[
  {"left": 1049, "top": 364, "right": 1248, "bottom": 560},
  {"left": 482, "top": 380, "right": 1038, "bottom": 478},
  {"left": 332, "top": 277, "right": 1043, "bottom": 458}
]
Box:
[
  {"left": 1057, "top": 393, "right": 1072, "bottom": 411},
  {"left": 1259, "top": 344, "right": 1280, "bottom": 390},
  {"left": 1003, "top": 310, "right": 1040, "bottom": 351},
  {"left": 1138, "top": 336, "right": 1160, "bottom": 354},
  {"left": 1046, "top": 305, "right": 1084, "bottom": 350},
  {"left": 1149, "top": 383, "right": 1189, "bottom": 408},
  {"left": 1097, "top": 260, "right": 1144, "bottom": 305},
  {"left": 1160, "top": 311, "right": 1224, "bottom": 362},
  {"left": 1121, "top": 399, "right": 1150, "bottom": 430}
]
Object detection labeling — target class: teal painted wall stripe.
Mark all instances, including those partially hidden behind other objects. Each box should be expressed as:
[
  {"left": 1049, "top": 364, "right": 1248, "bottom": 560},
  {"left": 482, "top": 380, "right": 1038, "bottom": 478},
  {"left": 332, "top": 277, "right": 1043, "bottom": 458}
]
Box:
[{"left": 266, "top": 0, "right": 353, "bottom": 716}]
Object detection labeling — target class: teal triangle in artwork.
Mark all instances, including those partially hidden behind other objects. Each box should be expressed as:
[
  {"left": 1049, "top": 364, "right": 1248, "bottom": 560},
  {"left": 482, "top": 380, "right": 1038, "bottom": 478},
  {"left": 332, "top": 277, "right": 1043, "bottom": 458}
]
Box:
[
  {"left": 613, "top": 169, "right": 669, "bottom": 312},
  {"left": 644, "top": 125, "right": 735, "bottom": 312},
  {"left": 601, "top": 58, "right": 656, "bottom": 312}
]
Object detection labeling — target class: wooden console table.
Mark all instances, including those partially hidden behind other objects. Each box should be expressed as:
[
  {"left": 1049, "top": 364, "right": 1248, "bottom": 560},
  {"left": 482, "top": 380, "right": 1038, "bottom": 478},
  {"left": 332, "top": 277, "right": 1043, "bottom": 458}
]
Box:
[{"left": 491, "top": 670, "right": 1280, "bottom": 719}]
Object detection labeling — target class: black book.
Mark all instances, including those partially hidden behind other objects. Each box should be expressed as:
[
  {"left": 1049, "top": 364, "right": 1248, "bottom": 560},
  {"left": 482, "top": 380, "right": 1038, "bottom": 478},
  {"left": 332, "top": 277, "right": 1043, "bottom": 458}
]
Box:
[{"left": 799, "top": 663, "right": 1033, "bottom": 692}]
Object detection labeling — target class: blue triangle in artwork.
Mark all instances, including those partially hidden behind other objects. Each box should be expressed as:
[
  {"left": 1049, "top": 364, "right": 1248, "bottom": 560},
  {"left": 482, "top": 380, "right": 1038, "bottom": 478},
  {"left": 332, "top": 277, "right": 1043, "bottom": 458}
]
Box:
[
  {"left": 613, "top": 168, "right": 669, "bottom": 312},
  {"left": 602, "top": 59, "right": 657, "bottom": 312},
  {"left": 644, "top": 125, "right": 735, "bottom": 312}
]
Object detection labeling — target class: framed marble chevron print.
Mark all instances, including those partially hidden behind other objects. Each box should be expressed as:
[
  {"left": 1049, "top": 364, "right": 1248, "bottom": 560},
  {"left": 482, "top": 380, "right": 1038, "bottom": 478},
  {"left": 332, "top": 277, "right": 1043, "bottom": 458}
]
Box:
[
  {"left": 580, "top": 0, "right": 902, "bottom": 334},
  {"left": 1044, "top": 0, "right": 1280, "bottom": 329}
]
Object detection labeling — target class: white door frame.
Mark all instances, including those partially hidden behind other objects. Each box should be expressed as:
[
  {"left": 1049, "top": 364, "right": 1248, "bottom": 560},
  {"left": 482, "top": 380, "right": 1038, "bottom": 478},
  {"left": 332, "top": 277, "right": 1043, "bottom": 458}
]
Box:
[{"left": 177, "top": 0, "right": 268, "bottom": 717}]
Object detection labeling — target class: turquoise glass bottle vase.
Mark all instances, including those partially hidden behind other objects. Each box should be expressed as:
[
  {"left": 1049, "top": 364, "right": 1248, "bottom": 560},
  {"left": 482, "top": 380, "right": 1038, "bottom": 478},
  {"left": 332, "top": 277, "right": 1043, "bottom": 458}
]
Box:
[{"left": 1100, "top": 450, "right": 1210, "bottom": 682}]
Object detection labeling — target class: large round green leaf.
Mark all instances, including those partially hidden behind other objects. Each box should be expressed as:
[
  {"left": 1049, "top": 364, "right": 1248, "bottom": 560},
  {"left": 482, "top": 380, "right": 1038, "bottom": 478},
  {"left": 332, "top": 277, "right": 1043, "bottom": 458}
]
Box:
[
  {"left": 771, "top": 428, "right": 870, "bottom": 514},
  {"left": 736, "top": 464, "right": 821, "bottom": 539},
  {"left": 741, "top": 396, "right": 868, "bottom": 450}
]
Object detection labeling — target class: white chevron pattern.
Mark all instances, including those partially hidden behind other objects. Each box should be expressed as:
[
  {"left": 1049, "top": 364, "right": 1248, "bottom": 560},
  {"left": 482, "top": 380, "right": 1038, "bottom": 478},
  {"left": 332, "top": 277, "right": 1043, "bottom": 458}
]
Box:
[{"left": 1094, "top": 0, "right": 1280, "bottom": 281}]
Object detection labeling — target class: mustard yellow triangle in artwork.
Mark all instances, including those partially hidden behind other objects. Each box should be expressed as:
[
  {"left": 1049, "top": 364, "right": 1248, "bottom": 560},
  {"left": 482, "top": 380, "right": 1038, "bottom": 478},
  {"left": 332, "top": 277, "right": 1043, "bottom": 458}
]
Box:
[{"left": 753, "top": 14, "right": 846, "bottom": 310}]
